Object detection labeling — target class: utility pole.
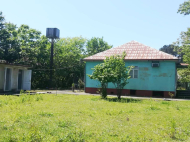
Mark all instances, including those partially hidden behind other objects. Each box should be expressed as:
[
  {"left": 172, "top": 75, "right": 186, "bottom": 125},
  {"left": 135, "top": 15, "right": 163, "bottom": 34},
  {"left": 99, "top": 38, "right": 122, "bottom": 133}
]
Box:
[
  {"left": 46, "top": 28, "right": 60, "bottom": 88},
  {"left": 49, "top": 38, "right": 54, "bottom": 88}
]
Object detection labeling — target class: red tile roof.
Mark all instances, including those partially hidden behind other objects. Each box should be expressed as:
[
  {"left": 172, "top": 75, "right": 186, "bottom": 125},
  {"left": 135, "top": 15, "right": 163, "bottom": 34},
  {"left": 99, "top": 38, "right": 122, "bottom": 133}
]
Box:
[{"left": 84, "top": 41, "right": 178, "bottom": 61}]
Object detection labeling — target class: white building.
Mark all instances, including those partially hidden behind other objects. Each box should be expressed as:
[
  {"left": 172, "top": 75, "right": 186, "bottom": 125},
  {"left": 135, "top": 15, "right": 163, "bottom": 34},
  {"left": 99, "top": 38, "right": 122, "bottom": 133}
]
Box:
[{"left": 0, "top": 60, "right": 32, "bottom": 92}]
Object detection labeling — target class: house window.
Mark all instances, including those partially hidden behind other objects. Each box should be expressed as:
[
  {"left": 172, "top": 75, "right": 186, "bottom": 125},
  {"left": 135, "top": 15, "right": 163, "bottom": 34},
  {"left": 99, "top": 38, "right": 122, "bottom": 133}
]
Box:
[{"left": 130, "top": 66, "right": 138, "bottom": 78}]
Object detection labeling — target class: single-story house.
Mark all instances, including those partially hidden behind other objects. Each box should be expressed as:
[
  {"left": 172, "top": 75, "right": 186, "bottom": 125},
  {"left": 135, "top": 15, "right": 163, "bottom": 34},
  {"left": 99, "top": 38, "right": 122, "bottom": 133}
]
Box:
[
  {"left": 83, "top": 41, "right": 180, "bottom": 98},
  {"left": 0, "top": 60, "right": 32, "bottom": 93}
]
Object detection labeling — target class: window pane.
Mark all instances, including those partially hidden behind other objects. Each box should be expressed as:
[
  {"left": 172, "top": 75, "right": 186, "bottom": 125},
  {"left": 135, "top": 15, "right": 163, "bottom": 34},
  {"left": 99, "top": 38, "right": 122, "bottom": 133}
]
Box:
[
  {"left": 134, "top": 70, "right": 138, "bottom": 78},
  {"left": 129, "top": 70, "right": 133, "bottom": 78}
]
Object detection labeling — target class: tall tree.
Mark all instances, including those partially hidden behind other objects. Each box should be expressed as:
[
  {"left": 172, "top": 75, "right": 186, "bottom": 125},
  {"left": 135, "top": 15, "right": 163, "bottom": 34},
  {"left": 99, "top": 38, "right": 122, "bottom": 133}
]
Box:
[
  {"left": 30, "top": 35, "right": 50, "bottom": 89},
  {"left": 86, "top": 37, "right": 112, "bottom": 56},
  {"left": 173, "top": 29, "right": 190, "bottom": 89},
  {"left": 178, "top": 0, "right": 190, "bottom": 15},
  {"left": 176, "top": 1, "right": 190, "bottom": 65},
  {"left": 5, "top": 23, "right": 21, "bottom": 63},
  {"left": 17, "top": 24, "right": 41, "bottom": 64},
  {"left": 52, "top": 37, "right": 87, "bottom": 89},
  {"left": 0, "top": 12, "right": 12, "bottom": 62},
  {"left": 0, "top": 11, "right": 5, "bottom": 57},
  {"left": 159, "top": 45, "right": 178, "bottom": 57},
  {"left": 175, "top": 2, "right": 190, "bottom": 88},
  {"left": 174, "top": 28, "right": 190, "bottom": 65}
]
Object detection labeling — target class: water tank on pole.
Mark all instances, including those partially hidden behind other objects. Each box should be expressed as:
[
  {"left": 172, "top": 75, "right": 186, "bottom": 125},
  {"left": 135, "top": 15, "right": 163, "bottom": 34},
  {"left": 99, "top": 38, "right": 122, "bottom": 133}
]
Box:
[{"left": 46, "top": 28, "right": 60, "bottom": 39}]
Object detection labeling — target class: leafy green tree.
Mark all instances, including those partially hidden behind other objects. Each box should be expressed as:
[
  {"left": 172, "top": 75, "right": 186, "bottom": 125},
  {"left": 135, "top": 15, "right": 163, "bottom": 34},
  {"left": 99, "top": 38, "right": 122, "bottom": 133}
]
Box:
[
  {"left": 176, "top": 1, "right": 190, "bottom": 88},
  {"left": 88, "top": 52, "right": 132, "bottom": 99},
  {"left": 177, "top": 29, "right": 190, "bottom": 65},
  {"left": 178, "top": 69, "right": 190, "bottom": 89},
  {"left": 5, "top": 23, "right": 21, "bottom": 63},
  {"left": 174, "top": 28, "right": 190, "bottom": 86},
  {"left": 176, "top": 2, "right": 190, "bottom": 64},
  {"left": 0, "top": 12, "right": 21, "bottom": 63},
  {"left": 53, "top": 37, "right": 87, "bottom": 89},
  {"left": 88, "top": 62, "right": 113, "bottom": 98},
  {"left": 177, "top": 1, "right": 190, "bottom": 63},
  {"left": 17, "top": 24, "right": 41, "bottom": 64},
  {"left": 178, "top": 0, "right": 190, "bottom": 15},
  {"left": 86, "top": 37, "right": 112, "bottom": 56},
  {"left": 107, "top": 52, "right": 132, "bottom": 99},
  {"left": 0, "top": 11, "right": 6, "bottom": 58},
  {"left": 0, "top": 12, "right": 12, "bottom": 62},
  {"left": 30, "top": 35, "right": 50, "bottom": 89},
  {"left": 174, "top": 28, "right": 190, "bottom": 65},
  {"left": 159, "top": 45, "right": 178, "bottom": 57},
  {"left": 178, "top": 69, "right": 190, "bottom": 83},
  {"left": 11, "top": 25, "right": 50, "bottom": 89}
]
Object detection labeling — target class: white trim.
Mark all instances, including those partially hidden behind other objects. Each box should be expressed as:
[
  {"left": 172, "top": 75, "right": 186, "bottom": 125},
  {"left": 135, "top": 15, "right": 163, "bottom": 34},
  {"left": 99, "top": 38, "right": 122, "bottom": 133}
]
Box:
[
  {"left": 130, "top": 66, "right": 139, "bottom": 79},
  {"left": 4, "top": 67, "right": 13, "bottom": 91}
]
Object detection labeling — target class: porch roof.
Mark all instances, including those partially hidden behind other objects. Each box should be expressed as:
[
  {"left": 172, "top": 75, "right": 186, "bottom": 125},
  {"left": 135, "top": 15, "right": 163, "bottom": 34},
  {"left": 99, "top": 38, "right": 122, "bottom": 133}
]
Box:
[
  {"left": 0, "top": 60, "right": 31, "bottom": 68},
  {"left": 177, "top": 63, "right": 189, "bottom": 68}
]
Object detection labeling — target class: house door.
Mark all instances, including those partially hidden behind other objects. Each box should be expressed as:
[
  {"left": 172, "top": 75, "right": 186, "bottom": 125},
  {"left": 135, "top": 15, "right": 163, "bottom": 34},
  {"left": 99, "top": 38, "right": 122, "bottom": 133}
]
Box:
[
  {"left": 4, "top": 68, "right": 12, "bottom": 91},
  {"left": 18, "top": 70, "right": 23, "bottom": 90},
  {"left": 23, "top": 70, "right": 32, "bottom": 90}
]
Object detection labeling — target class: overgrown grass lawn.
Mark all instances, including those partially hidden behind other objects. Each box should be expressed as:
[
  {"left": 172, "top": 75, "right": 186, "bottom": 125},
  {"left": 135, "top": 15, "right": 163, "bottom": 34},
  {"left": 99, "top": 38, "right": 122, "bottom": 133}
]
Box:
[{"left": 0, "top": 94, "right": 190, "bottom": 141}]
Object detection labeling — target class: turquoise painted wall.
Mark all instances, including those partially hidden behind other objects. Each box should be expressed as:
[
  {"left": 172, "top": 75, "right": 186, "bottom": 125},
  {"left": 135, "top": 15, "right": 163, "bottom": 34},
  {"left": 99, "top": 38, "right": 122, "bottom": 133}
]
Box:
[{"left": 85, "top": 61, "right": 176, "bottom": 92}]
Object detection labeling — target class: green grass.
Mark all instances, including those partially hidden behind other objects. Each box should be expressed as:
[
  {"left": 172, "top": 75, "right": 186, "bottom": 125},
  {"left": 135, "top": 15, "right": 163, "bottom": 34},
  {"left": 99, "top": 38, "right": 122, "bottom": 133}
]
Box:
[{"left": 0, "top": 94, "right": 190, "bottom": 142}]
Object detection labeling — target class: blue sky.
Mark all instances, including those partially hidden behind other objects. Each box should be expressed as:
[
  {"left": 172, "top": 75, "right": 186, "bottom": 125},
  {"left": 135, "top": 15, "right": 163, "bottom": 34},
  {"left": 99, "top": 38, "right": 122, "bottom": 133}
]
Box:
[{"left": 1, "top": 0, "right": 190, "bottom": 49}]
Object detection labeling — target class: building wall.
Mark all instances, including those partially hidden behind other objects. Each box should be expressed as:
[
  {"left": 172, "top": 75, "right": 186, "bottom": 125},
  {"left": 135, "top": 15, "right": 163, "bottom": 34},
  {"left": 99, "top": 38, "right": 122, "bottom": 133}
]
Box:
[
  {"left": 0, "top": 66, "right": 5, "bottom": 91},
  {"left": 0, "top": 65, "right": 29, "bottom": 92},
  {"left": 85, "top": 61, "right": 176, "bottom": 92}
]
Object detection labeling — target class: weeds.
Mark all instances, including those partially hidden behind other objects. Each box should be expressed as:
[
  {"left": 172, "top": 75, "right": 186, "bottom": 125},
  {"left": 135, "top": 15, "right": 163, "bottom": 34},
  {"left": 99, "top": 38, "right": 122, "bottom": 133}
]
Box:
[
  {"left": 168, "top": 92, "right": 174, "bottom": 99},
  {"left": 39, "top": 112, "right": 54, "bottom": 117},
  {"left": 0, "top": 94, "right": 190, "bottom": 141},
  {"left": 105, "top": 97, "right": 142, "bottom": 103},
  {"left": 161, "top": 101, "right": 170, "bottom": 105},
  {"left": 58, "top": 120, "right": 73, "bottom": 128},
  {"left": 170, "top": 118, "right": 177, "bottom": 139},
  {"left": 149, "top": 105, "right": 160, "bottom": 110},
  {"left": 27, "top": 125, "right": 43, "bottom": 142},
  {"left": 35, "top": 95, "right": 43, "bottom": 101}
]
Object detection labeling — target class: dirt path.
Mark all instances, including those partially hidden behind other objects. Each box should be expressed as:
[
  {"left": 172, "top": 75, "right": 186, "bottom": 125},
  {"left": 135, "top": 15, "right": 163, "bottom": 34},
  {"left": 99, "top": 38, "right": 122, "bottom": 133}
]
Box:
[{"left": 31, "top": 90, "right": 189, "bottom": 101}]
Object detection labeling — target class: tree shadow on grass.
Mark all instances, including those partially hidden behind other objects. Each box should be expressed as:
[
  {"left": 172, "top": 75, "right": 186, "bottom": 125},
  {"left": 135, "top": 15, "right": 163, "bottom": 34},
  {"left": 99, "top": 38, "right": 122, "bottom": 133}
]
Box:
[{"left": 104, "top": 97, "right": 142, "bottom": 103}]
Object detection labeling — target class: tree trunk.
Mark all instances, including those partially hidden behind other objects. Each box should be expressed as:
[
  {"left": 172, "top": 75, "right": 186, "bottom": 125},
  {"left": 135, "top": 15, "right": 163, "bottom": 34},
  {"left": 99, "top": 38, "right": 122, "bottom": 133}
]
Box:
[
  {"left": 101, "top": 83, "right": 107, "bottom": 99},
  {"left": 117, "top": 88, "right": 122, "bottom": 99},
  {"left": 118, "top": 95, "right": 121, "bottom": 99}
]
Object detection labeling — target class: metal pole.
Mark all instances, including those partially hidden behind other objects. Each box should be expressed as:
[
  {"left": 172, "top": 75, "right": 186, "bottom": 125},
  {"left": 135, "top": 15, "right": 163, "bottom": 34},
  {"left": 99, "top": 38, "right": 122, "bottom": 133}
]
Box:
[{"left": 49, "top": 38, "right": 54, "bottom": 88}]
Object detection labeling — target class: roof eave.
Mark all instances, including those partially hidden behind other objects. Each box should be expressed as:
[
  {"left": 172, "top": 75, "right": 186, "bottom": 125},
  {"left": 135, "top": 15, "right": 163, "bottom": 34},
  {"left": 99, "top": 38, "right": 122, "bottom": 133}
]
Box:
[
  {"left": 84, "top": 59, "right": 179, "bottom": 62},
  {"left": 0, "top": 63, "right": 32, "bottom": 68}
]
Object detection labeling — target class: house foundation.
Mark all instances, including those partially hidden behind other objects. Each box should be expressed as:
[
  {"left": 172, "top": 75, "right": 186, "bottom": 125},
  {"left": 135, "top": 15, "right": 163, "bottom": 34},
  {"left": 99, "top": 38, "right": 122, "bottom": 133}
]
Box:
[{"left": 85, "top": 87, "right": 175, "bottom": 98}]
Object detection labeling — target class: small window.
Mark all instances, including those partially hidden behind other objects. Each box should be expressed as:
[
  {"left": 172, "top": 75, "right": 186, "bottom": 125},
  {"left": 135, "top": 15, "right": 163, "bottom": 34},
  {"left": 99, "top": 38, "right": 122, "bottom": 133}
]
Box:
[{"left": 130, "top": 66, "right": 138, "bottom": 78}]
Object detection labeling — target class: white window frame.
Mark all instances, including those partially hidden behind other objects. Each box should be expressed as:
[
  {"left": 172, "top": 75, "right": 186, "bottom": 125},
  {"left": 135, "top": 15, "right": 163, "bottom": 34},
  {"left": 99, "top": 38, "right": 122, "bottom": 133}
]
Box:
[{"left": 130, "top": 66, "right": 138, "bottom": 79}]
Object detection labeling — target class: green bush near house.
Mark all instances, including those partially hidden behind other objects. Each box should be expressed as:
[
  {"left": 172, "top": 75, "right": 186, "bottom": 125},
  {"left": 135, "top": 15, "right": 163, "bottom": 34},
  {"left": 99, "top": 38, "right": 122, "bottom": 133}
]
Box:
[{"left": 0, "top": 94, "right": 190, "bottom": 141}]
